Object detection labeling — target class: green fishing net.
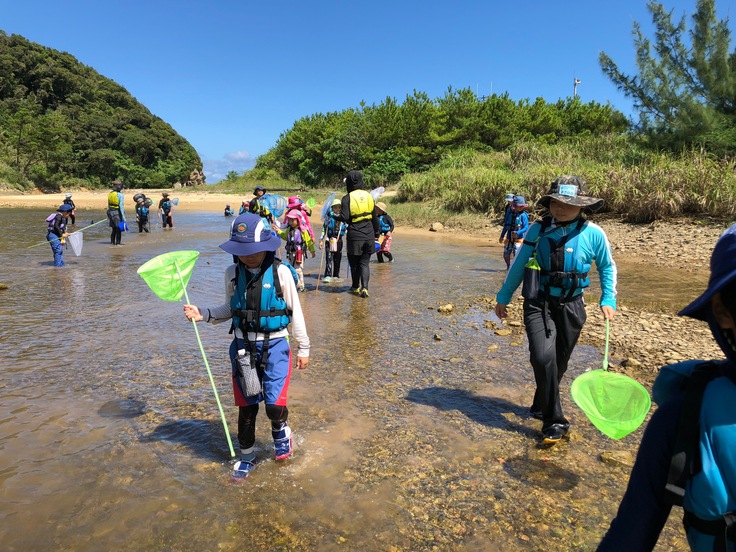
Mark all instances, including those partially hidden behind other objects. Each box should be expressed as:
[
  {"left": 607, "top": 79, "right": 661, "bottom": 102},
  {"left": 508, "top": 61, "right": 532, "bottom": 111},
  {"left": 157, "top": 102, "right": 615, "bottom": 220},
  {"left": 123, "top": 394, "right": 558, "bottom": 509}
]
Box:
[
  {"left": 570, "top": 369, "right": 651, "bottom": 439},
  {"left": 137, "top": 250, "right": 199, "bottom": 302},
  {"left": 570, "top": 319, "right": 651, "bottom": 439}
]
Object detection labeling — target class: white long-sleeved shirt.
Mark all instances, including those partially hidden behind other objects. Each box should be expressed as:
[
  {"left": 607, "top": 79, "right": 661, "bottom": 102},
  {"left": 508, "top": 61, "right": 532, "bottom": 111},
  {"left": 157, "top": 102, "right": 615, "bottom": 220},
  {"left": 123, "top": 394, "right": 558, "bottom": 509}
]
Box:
[{"left": 201, "top": 262, "right": 310, "bottom": 358}]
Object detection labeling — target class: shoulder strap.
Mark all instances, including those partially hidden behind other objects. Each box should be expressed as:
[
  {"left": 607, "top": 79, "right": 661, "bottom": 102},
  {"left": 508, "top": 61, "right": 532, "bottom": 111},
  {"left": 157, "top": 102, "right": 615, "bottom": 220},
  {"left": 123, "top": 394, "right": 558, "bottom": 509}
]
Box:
[
  {"left": 665, "top": 361, "right": 725, "bottom": 506},
  {"left": 272, "top": 258, "right": 283, "bottom": 298},
  {"left": 522, "top": 216, "right": 553, "bottom": 248}
]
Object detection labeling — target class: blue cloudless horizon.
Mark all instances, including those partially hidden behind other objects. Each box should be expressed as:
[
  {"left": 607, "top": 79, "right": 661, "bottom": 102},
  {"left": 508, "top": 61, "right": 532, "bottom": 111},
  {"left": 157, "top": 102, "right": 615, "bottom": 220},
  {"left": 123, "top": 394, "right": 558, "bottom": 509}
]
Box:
[{"left": 4, "top": 0, "right": 735, "bottom": 183}]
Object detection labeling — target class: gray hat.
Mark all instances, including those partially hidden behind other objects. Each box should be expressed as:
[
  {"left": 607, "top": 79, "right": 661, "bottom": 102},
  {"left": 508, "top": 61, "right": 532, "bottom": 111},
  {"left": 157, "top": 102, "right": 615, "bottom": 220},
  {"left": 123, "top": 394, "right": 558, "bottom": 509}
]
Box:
[{"left": 537, "top": 175, "right": 603, "bottom": 211}]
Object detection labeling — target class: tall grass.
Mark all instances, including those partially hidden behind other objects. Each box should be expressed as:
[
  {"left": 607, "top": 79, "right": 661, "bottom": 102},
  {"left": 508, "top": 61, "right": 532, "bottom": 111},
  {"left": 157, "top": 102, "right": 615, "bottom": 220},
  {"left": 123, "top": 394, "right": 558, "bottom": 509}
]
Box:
[{"left": 397, "top": 137, "right": 736, "bottom": 223}]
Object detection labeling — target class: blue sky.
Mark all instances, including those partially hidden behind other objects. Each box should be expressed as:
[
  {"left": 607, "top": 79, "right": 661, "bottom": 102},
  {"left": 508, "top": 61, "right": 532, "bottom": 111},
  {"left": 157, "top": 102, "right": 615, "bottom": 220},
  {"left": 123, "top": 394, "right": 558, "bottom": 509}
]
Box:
[{"left": 4, "top": 0, "right": 735, "bottom": 183}]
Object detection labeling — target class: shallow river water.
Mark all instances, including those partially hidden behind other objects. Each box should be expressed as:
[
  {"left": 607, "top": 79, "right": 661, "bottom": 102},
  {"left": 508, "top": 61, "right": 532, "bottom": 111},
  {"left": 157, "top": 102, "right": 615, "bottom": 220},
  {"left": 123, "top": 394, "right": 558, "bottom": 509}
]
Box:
[{"left": 0, "top": 208, "right": 692, "bottom": 551}]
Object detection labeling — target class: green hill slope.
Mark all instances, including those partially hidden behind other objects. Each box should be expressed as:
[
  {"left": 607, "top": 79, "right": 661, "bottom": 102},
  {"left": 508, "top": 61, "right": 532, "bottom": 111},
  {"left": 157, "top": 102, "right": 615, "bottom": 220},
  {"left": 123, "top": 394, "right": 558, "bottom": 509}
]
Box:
[{"left": 0, "top": 31, "right": 202, "bottom": 191}]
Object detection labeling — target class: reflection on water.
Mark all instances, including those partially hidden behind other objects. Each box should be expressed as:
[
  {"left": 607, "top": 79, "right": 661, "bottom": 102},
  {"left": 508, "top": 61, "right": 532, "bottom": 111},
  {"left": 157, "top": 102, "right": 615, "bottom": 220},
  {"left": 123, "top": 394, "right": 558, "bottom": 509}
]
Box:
[{"left": 0, "top": 208, "right": 689, "bottom": 550}]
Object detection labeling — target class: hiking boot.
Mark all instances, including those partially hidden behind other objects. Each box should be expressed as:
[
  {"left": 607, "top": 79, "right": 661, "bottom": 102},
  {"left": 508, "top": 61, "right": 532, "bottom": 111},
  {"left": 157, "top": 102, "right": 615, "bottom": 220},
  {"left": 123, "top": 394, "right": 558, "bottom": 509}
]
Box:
[
  {"left": 231, "top": 459, "right": 256, "bottom": 481},
  {"left": 322, "top": 276, "right": 332, "bottom": 283},
  {"left": 360, "top": 288, "right": 369, "bottom": 298},
  {"left": 541, "top": 423, "right": 569, "bottom": 445},
  {"left": 348, "top": 287, "right": 361, "bottom": 295},
  {"left": 298, "top": 286, "right": 306, "bottom": 293},
  {"left": 272, "top": 423, "right": 292, "bottom": 460},
  {"left": 529, "top": 406, "right": 543, "bottom": 420}
]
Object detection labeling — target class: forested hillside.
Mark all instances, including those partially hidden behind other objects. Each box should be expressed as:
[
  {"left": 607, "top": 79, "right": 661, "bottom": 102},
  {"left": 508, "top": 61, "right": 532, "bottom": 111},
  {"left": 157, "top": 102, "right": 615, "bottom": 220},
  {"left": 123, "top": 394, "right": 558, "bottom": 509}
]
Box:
[
  {"left": 0, "top": 31, "right": 202, "bottom": 191},
  {"left": 252, "top": 89, "right": 629, "bottom": 188}
]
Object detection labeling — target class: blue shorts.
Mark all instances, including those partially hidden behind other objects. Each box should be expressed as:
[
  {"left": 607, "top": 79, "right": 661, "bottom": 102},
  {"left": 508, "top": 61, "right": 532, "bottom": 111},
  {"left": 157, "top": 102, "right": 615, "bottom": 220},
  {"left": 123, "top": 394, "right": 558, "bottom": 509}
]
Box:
[{"left": 229, "top": 337, "right": 292, "bottom": 407}]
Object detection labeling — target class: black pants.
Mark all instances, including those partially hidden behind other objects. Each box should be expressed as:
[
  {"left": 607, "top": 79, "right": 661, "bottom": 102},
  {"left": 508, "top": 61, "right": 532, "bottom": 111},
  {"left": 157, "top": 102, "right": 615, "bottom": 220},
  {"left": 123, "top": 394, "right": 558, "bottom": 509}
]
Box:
[
  {"left": 346, "top": 239, "right": 373, "bottom": 290},
  {"left": 324, "top": 239, "right": 343, "bottom": 277},
  {"left": 138, "top": 219, "right": 150, "bottom": 233},
  {"left": 237, "top": 404, "right": 288, "bottom": 449},
  {"left": 523, "top": 294, "right": 586, "bottom": 429}
]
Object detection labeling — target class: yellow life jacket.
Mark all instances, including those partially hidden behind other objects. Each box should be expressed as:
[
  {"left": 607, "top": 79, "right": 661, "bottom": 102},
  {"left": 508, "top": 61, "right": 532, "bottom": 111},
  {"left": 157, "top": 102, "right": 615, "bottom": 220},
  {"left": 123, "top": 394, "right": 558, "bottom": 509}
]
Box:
[
  {"left": 349, "top": 190, "right": 374, "bottom": 223},
  {"left": 108, "top": 190, "right": 120, "bottom": 209}
]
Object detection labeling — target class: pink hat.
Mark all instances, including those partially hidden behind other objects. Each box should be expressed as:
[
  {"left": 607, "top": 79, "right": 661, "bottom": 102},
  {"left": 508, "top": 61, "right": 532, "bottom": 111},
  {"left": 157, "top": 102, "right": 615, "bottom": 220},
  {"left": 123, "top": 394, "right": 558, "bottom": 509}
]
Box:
[
  {"left": 287, "top": 195, "right": 302, "bottom": 209},
  {"left": 285, "top": 210, "right": 301, "bottom": 220}
]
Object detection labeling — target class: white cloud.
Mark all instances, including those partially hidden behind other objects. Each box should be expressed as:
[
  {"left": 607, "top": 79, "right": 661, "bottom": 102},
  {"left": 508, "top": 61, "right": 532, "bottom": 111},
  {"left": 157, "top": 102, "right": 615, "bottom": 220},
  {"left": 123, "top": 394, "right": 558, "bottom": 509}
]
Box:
[{"left": 203, "top": 150, "right": 255, "bottom": 184}]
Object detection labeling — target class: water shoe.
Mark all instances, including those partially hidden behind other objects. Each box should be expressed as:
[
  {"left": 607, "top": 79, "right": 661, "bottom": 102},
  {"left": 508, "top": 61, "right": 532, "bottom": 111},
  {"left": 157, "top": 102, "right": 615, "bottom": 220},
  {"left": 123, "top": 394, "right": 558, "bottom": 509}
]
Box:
[
  {"left": 272, "top": 423, "right": 293, "bottom": 461},
  {"left": 231, "top": 459, "right": 256, "bottom": 481}
]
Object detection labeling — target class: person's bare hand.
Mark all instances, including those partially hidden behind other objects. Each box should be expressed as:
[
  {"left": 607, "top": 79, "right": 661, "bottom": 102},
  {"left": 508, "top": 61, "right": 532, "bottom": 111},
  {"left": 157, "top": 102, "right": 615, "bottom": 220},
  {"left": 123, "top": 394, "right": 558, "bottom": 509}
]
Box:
[
  {"left": 183, "top": 304, "right": 203, "bottom": 322},
  {"left": 601, "top": 305, "right": 616, "bottom": 320},
  {"left": 495, "top": 303, "right": 508, "bottom": 319},
  {"left": 296, "top": 356, "right": 309, "bottom": 370}
]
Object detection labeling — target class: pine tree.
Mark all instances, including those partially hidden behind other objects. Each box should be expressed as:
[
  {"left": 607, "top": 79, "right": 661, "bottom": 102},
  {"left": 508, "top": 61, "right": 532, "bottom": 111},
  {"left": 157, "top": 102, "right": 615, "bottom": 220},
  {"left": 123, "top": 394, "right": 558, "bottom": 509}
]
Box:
[{"left": 600, "top": 0, "right": 736, "bottom": 154}]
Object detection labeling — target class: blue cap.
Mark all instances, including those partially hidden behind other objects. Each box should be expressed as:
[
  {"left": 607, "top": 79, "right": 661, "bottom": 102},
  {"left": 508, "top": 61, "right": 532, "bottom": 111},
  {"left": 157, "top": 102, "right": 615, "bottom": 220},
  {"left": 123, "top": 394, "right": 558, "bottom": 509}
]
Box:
[
  {"left": 679, "top": 224, "right": 736, "bottom": 320},
  {"left": 513, "top": 196, "right": 527, "bottom": 207},
  {"left": 219, "top": 212, "right": 279, "bottom": 257},
  {"left": 57, "top": 204, "right": 73, "bottom": 212}
]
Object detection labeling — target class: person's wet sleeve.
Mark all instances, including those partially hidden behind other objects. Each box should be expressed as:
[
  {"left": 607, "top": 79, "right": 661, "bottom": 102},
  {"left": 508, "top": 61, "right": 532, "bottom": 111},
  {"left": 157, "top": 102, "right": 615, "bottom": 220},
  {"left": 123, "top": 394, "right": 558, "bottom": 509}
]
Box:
[{"left": 597, "top": 399, "right": 680, "bottom": 551}]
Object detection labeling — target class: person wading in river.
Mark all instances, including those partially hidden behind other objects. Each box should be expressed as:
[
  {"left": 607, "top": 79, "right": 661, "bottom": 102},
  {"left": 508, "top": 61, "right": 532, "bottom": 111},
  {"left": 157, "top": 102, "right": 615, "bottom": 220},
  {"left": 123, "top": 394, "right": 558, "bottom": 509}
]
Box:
[
  {"left": 599, "top": 224, "right": 736, "bottom": 552},
  {"left": 333, "top": 170, "right": 379, "bottom": 298},
  {"left": 494, "top": 175, "right": 617, "bottom": 445},
  {"left": 106, "top": 179, "right": 126, "bottom": 246},
  {"left": 182, "top": 212, "right": 310, "bottom": 480}
]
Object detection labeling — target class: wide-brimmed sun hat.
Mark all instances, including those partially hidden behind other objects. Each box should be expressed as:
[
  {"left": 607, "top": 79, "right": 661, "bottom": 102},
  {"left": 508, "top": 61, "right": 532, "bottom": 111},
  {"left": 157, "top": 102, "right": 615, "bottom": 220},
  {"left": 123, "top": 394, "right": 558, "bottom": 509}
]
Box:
[
  {"left": 512, "top": 196, "right": 527, "bottom": 208},
  {"left": 219, "top": 212, "right": 280, "bottom": 257},
  {"left": 537, "top": 175, "right": 603, "bottom": 212},
  {"left": 285, "top": 209, "right": 301, "bottom": 220},
  {"left": 505, "top": 193, "right": 515, "bottom": 202},
  {"left": 680, "top": 224, "right": 736, "bottom": 321},
  {"left": 376, "top": 201, "right": 388, "bottom": 213},
  {"left": 65, "top": 193, "right": 72, "bottom": 198},
  {"left": 331, "top": 198, "right": 341, "bottom": 207},
  {"left": 254, "top": 185, "right": 266, "bottom": 194}
]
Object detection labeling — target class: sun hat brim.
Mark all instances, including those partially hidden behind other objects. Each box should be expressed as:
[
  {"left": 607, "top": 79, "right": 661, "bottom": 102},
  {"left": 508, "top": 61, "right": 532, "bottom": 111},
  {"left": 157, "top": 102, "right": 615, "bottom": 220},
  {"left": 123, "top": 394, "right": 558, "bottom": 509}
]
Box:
[
  {"left": 219, "top": 233, "right": 279, "bottom": 257},
  {"left": 537, "top": 194, "right": 604, "bottom": 211}
]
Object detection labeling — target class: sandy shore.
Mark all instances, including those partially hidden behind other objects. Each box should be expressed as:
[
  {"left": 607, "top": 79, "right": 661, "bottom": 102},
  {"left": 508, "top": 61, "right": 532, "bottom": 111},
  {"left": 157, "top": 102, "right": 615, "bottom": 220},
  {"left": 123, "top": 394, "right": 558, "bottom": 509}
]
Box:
[{"left": 0, "top": 189, "right": 242, "bottom": 212}]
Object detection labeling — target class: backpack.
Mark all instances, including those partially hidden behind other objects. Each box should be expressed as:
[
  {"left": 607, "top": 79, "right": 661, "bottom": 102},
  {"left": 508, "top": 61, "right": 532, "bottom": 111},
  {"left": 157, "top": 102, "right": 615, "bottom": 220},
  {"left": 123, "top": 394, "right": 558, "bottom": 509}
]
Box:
[{"left": 663, "top": 361, "right": 736, "bottom": 548}]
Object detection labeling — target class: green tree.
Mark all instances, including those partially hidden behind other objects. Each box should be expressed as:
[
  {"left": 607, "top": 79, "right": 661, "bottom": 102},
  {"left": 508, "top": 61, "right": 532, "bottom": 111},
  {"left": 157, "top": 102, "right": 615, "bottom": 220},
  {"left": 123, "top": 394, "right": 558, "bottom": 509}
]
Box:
[{"left": 600, "top": 0, "right": 736, "bottom": 153}]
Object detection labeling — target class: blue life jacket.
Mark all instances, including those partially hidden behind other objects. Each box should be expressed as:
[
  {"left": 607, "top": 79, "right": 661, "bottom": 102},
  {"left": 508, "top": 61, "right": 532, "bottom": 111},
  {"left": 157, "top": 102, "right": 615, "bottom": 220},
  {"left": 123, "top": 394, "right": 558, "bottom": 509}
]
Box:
[
  {"left": 324, "top": 216, "right": 343, "bottom": 238},
  {"left": 535, "top": 216, "right": 590, "bottom": 298},
  {"left": 230, "top": 259, "right": 293, "bottom": 334},
  {"left": 654, "top": 359, "right": 736, "bottom": 551},
  {"left": 138, "top": 205, "right": 149, "bottom": 219},
  {"left": 161, "top": 199, "right": 172, "bottom": 213},
  {"left": 378, "top": 215, "right": 391, "bottom": 234}
]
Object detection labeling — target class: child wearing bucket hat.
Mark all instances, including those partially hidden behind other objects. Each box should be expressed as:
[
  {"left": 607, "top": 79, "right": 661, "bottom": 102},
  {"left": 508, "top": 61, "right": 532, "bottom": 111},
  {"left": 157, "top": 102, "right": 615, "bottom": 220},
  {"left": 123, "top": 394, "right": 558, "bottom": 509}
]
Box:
[
  {"left": 599, "top": 223, "right": 736, "bottom": 551},
  {"left": 374, "top": 202, "right": 395, "bottom": 263},
  {"left": 277, "top": 209, "right": 316, "bottom": 292},
  {"left": 62, "top": 193, "right": 76, "bottom": 225},
  {"left": 158, "top": 192, "right": 173, "bottom": 229},
  {"left": 182, "top": 212, "right": 310, "bottom": 480},
  {"left": 318, "top": 198, "right": 347, "bottom": 282},
  {"left": 501, "top": 196, "right": 530, "bottom": 269},
  {"left": 495, "top": 175, "right": 617, "bottom": 445},
  {"left": 45, "top": 204, "right": 73, "bottom": 266},
  {"left": 282, "top": 196, "right": 314, "bottom": 241}
]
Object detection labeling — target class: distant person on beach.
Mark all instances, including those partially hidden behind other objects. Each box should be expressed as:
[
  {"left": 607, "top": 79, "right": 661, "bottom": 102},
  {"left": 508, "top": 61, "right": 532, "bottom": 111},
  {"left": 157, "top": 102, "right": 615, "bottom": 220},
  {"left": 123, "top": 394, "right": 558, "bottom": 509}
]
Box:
[
  {"left": 374, "top": 201, "right": 394, "bottom": 263},
  {"left": 158, "top": 192, "right": 173, "bottom": 229},
  {"left": 106, "top": 179, "right": 126, "bottom": 246},
  {"left": 62, "top": 193, "right": 76, "bottom": 225},
  {"left": 599, "top": 224, "right": 736, "bottom": 552},
  {"left": 499, "top": 192, "right": 516, "bottom": 268},
  {"left": 182, "top": 212, "right": 310, "bottom": 480},
  {"left": 494, "top": 175, "right": 617, "bottom": 445},
  {"left": 505, "top": 195, "right": 529, "bottom": 267},
  {"left": 319, "top": 198, "right": 347, "bottom": 283},
  {"left": 136, "top": 198, "right": 150, "bottom": 233},
  {"left": 278, "top": 210, "right": 316, "bottom": 292},
  {"left": 46, "top": 204, "right": 72, "bottom": 266},
  {"left": 333, "top": 170, "right": 379, "bottom": 298},
  {"left": 224, "top": 204, "right": 235, "bottom": 217}
]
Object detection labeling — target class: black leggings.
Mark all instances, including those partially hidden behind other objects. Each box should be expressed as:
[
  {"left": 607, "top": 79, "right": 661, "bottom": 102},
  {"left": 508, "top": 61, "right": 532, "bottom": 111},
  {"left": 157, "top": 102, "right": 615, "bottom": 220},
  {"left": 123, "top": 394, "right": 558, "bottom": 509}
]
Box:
[
  {"left": 237, "top": 403, "right": 289, "bottom": 449},
  {"left": 347, "top": 239, "right": 373, "bottom": 290},
  {"left": 110, "top": 226, "right": 121, "bottom": 245}
]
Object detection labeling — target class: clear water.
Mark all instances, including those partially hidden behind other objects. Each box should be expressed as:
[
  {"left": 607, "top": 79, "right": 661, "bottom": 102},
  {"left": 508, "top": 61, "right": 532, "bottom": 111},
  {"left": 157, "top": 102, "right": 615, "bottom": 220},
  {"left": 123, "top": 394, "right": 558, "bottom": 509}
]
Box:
[{"left": 0, "top": 209, "right": 688, "bottom": 551}]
